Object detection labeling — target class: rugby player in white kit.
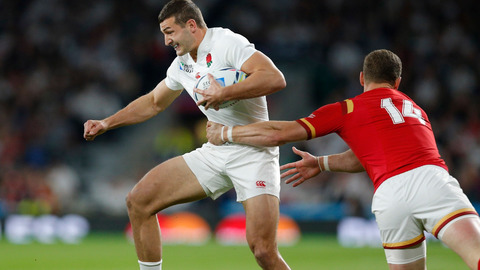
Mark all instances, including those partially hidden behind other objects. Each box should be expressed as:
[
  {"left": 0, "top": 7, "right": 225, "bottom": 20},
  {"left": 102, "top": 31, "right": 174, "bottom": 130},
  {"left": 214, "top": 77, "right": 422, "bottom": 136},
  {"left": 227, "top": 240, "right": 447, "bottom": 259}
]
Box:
[{"left": 83, "top": 0, "right": 291, "bottom": 270}]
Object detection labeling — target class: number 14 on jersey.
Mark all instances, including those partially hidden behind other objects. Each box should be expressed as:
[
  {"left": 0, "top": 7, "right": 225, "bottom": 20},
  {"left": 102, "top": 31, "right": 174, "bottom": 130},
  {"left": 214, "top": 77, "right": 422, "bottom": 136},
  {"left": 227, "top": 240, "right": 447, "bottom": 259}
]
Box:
[{"left": 381, "top": 98, "right": 426, "bottom": 125}]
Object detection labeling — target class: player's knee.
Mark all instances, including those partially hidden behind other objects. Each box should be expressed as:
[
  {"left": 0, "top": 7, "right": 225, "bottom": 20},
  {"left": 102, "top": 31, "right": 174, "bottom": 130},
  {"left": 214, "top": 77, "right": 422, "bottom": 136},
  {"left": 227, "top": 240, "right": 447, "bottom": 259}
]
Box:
[
  {"left": 125, "top": 191, "right": 135, "bottom": 212},
  {"left": 125, "top": 190, "right": 146, "bottom": 216},
  {"left": 253, "top": 248, "right": 273, "bottom": 264},
  {"left": 249, "top": 241, "right": 278, "bottom": 265},
  {"left": 126, "top": 188, "right": 166, "bottom": 219}
]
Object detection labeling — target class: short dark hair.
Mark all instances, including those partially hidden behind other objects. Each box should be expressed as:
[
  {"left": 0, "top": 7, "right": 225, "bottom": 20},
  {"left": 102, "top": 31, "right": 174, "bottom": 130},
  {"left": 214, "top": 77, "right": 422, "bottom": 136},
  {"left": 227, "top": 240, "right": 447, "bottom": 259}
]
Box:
[
  {"left": 158, "top": 0, "right": 206, "bottom": 28},
  {"left": 363, "top": 49, "right": 402, "bottom": 85}
]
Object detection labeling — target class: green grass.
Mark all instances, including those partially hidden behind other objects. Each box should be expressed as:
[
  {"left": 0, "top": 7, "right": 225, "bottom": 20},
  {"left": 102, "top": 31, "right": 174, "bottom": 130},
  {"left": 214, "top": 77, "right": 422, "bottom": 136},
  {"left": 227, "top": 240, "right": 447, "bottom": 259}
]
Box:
[{"left": 0, "top": 233, "right": 467, "bottom": 270}]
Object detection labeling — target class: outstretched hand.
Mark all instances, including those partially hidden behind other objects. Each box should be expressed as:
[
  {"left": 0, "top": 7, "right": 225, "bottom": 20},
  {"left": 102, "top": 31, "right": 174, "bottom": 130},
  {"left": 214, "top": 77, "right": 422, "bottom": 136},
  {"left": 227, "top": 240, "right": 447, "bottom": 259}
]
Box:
[
  {"left": 281, "top": 146, "right": 322, "bottom": 187},
  {"left": 194, "top": 73, "right": 224, "bottom": 111},
  {"left": 206, "top": 121, "right": 225, "bottom": 145}
]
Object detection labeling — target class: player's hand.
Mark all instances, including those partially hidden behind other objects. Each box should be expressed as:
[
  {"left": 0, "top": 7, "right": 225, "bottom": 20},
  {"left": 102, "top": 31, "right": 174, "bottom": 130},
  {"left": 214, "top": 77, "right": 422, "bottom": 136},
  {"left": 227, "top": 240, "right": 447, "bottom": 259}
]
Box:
[
  {"left": 281, "top": 147, "right": 322, "bottom": 187},
  {"left": 206, "top": 121, "right": 224, "bottom": 145},
  {"left": 83, "top": 120, "right": 108, "bottom": 141},
  {"left": 194, "top": 73, "right": 224, "bottom": 111}
]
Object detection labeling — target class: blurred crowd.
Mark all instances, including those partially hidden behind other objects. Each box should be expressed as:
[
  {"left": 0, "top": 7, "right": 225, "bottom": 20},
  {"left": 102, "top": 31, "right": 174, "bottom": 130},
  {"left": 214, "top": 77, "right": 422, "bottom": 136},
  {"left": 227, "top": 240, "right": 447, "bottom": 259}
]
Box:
[{"left": 1, "top": 0, "right": 479, "bottom": 221}]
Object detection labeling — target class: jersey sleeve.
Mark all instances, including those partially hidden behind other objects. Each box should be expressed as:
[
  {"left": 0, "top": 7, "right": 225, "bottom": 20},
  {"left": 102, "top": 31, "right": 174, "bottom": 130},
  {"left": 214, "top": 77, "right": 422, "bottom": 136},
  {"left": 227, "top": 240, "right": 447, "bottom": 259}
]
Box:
[
  {"left": 222, "top": 30, "right": 257, "bottom": 70},
  {"left": 164, "top": 58, "right": 185, "bottom": 91},
  {"left": 295, "top": 100, "right": 352, "bottom": 140}
]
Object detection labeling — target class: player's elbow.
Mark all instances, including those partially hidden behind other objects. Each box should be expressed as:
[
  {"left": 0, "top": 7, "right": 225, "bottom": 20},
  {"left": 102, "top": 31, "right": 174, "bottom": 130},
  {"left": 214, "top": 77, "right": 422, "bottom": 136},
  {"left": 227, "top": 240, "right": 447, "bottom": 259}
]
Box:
[
  {"left": 272, "top": 73, "right": 287, "bottom": 91},
  {"left": 151, "top": 95, "right": 167, "bottom": 113},
  {"left": 152, "top": 103, "right": 166, "bottom": 113},
  {"left": 264, "top": 68, "right": 286, "bottom": 92}
]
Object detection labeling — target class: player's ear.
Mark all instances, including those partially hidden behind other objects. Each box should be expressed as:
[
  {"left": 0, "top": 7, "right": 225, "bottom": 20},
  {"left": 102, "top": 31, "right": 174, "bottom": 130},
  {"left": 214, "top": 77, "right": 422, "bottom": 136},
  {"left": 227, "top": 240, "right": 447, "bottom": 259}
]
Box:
[
  {"left": 394, "top": 77, "right": 401, "bottom": 89},
  {"left": 359, "top": 71, "right": 365, "bottom": 86},
  {"left": 187, "top": 19, "right": 197, "bottom": 32}
]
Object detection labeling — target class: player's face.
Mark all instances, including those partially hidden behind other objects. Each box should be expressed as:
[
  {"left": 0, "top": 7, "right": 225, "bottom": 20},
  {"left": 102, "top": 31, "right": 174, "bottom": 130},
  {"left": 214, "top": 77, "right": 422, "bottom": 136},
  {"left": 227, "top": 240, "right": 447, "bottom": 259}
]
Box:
[{"left": 160, "top": 17, "right": 195, "bottom": 56}]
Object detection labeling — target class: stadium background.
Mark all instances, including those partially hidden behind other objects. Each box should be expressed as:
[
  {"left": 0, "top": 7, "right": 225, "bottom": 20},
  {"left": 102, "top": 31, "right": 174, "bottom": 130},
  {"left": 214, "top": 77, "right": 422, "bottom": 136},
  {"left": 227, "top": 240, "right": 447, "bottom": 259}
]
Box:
[{"left": 0, "top": 0, "right": 479, "bottom": 252}]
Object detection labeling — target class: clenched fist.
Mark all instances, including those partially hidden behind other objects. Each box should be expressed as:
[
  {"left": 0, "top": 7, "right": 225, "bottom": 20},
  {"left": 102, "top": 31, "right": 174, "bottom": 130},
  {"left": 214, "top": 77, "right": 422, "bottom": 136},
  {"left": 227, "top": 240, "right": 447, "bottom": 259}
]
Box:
[
  {"left": 206, "top": 121, "right": 224, "bottom": 145},
  {"left": 83, "top": 120, "right": 107, "bottom": 141}
]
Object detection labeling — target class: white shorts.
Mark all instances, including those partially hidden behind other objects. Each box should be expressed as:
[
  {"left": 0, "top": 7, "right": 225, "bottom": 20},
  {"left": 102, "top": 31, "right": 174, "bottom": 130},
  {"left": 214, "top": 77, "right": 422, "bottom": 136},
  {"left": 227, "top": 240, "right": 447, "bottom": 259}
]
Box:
[
  {"left": 183, "top": 142, "right": 281, "bottom": 202},
  {"left": 372, "top": 165, "right": 477, "bottom": 255}
]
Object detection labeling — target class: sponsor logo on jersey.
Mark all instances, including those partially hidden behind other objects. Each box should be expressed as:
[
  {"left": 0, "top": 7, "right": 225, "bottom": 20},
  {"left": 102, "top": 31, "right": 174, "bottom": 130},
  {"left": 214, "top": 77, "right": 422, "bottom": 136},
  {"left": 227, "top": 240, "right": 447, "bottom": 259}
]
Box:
[
  {"left": 180, "top": 62, "right": 194, "bottom": 73},
  {"left": 256, "top": 181, "right": 266, "bottom": 188}
]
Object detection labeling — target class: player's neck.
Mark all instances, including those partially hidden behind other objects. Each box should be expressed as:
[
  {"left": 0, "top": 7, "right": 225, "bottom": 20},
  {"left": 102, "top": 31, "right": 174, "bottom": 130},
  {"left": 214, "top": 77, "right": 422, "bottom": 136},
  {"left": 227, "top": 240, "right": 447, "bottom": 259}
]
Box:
[
  {"left": 189, "top": 27, "right": 208, "bottom": 62},
  {"left": 363, "top": 82, "right": 396, "bottom": 92}
]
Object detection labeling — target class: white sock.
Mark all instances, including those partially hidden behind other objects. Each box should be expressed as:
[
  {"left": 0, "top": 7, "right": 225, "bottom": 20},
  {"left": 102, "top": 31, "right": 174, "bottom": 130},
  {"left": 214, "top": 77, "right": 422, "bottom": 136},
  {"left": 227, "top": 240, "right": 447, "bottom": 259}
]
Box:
[{"left": 138, "top": 259, "right": 162, "bottom": 270}]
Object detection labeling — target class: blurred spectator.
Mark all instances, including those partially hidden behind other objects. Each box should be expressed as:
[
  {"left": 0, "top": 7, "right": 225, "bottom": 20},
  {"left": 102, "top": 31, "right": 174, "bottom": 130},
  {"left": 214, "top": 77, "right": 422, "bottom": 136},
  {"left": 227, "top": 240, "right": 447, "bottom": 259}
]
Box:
[{"left": 45, "top": 162, "right": 81, "bottom": 212}]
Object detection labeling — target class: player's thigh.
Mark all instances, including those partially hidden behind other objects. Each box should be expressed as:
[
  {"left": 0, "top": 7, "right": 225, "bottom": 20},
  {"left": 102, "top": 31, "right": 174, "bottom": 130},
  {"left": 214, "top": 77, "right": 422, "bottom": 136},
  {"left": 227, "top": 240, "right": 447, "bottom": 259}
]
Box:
[
  {"left": 128, "top": 156, "right": 207, "bottom": 213},
  {"left": 440, "top": 216, "right": 480, "bottom": 268},
  {"left": 242, "top": 194, "right": 280, "bottom": 243},
  {"left": 388, "top": 258, "right": 425, "bottom": 270},
  {"left": 384, "top": 242, "right": 426, "bottom": 270}
]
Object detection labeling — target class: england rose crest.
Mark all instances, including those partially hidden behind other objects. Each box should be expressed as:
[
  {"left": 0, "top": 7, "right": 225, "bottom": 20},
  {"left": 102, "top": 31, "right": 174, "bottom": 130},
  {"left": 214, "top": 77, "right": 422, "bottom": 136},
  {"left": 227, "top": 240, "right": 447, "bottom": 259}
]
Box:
[{"left": 206, "top": 53, "right": 212, "bottom": 67}]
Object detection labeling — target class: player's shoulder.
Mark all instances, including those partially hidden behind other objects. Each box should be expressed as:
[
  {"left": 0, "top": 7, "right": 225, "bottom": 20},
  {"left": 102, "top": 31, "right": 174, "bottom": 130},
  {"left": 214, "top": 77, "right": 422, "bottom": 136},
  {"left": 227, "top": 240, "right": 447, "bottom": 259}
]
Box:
[
  {"left": 394, "top": 89, "right": 415, "bottom": 101},
  {"left": 209, "top": 27, "right": 249, "bottom": 45},
  {"left": 310, "top": 101, "right": 345, "bottom": 117},
  {"left": 384, "top": 88, "right": 413, "bottom": 101},
  {"left": 384, "top": 89, "right": 419, "bottom": 106},
  {"left": 209, "top": 27, "right": 238, "bottom": 37}
]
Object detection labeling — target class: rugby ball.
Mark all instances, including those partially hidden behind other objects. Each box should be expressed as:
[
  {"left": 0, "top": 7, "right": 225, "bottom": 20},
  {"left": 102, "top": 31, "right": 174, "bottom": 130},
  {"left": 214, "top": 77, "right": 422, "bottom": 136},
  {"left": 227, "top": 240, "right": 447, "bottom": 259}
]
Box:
[{"left": 194, "top": 68, "right": 247, "bottom": 109}]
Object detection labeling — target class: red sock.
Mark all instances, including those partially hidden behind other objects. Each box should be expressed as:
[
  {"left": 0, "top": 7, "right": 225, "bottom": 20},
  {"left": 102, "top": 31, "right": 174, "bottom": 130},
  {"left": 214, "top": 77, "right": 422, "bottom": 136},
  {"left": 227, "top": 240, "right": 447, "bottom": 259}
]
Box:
[{"left": 478, "top": 258, "right": 480, "bottom": 270}]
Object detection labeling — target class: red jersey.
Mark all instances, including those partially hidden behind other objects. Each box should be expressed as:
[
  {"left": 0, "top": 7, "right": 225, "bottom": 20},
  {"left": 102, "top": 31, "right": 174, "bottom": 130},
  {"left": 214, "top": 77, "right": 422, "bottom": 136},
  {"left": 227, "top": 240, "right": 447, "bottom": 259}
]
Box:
[{"left": 296, "top": 88, "right": 447, "bottom": 191}]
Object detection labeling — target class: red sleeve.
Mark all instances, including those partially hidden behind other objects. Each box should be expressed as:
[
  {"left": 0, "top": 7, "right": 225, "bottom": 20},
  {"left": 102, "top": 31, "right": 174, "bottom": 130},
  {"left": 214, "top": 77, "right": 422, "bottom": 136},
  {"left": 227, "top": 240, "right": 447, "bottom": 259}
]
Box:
[{"left": 295, "top": 100, "right": 351, "bottom": 140}]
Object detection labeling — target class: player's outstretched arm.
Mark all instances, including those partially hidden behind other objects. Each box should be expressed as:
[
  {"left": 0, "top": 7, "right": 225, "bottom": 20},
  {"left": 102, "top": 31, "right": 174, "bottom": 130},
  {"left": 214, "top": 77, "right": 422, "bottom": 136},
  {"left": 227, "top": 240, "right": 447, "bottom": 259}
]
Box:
[
  {"left": 281, "top": 147, "right": 365, "bottom": 187},
  {"left": 83, "top": 80, "right": 181, "bottom": 141},
  {"left": 206, "top": 120, "right": 308, "bottom": 147}
]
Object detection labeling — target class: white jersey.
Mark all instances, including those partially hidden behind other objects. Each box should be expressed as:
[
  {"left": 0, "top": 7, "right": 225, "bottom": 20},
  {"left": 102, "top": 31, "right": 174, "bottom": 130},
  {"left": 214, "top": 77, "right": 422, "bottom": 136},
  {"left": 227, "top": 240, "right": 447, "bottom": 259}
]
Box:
[{"left": 164, "top": 27, "right": 269, "bottom": 126}]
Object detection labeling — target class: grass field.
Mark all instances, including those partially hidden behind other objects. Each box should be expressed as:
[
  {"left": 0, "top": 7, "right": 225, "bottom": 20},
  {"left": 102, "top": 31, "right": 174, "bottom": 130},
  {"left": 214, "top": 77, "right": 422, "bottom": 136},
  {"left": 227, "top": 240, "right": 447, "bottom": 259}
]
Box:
[{"left": 0, "top": 233, "right": 467, "bottom": 270}]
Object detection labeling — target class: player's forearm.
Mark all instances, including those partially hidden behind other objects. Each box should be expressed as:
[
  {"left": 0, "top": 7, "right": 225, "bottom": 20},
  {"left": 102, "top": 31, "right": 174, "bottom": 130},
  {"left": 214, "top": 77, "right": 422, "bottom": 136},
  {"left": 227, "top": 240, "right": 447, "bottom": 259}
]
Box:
[
  {"left": 324, "top": 149, "right": 365, "bottom": 173},
  {"left": 103, "top": 93, "right": 161, "bottom": 130},
  {"left": 223, "top": 69, "right": 286, "bottom": 101},
  {"left": 230, "top": 123, "right": 283, "bottom": 147},
  {"left": 224, "top": 121, "right": 305, "bottom": 147}
]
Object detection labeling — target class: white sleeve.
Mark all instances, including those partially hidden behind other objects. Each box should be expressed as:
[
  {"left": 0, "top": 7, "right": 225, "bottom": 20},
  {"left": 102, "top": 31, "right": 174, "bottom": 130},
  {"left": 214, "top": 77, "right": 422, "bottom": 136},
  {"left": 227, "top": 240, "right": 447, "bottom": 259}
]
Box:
[
  {"left": 164, "top": 58, "right": 184, "bottom": 91},
  {"left": 223, "top": 31, "right": 257, "bottom": 70}
]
